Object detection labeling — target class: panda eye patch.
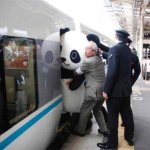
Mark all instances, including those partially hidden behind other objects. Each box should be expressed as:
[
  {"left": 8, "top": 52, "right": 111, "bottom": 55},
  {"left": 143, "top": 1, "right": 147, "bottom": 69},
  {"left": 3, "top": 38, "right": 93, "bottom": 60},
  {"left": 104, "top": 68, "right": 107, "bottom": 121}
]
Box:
[
  {"left": 70, "top": 50, "right": 81, "bottom": 63},
  {"left": 45, "top": 50, "right": 53, "bottom": 64}
]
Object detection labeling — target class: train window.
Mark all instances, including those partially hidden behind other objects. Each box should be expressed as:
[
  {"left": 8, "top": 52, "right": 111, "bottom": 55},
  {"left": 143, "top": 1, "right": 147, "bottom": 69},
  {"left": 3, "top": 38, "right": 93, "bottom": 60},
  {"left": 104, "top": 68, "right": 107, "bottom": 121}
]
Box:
[{"left": 0, "top": 36, "right": 37, "bottom": 127}]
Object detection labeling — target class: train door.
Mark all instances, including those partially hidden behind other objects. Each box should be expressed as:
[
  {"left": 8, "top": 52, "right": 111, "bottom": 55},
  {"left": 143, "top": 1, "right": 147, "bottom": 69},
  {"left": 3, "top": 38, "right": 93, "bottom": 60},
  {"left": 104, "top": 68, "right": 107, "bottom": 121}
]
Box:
[{"left": 0, "top": 36, "right": 38, "bottom": 134}]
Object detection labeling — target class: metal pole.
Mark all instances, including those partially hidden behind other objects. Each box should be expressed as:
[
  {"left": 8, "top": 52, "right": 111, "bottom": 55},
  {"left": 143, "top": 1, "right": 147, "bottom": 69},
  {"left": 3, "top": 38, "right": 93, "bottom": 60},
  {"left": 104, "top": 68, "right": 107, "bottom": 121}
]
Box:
[
  {"left": 138, "top": 8, "right": 144, "bottom": 78},
  {"left": 139, "top": 12, "right": 144, "bottom": 64}
]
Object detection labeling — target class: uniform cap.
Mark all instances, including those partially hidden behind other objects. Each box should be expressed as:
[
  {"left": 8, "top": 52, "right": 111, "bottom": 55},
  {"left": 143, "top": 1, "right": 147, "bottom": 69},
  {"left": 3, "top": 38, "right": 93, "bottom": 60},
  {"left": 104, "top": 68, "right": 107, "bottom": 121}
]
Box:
[
  {"left": 87, "top": 34, "right": 100, "bottom": 47},
  {"left": 115, "top": 29, "right": 130, "bottom": 37}
]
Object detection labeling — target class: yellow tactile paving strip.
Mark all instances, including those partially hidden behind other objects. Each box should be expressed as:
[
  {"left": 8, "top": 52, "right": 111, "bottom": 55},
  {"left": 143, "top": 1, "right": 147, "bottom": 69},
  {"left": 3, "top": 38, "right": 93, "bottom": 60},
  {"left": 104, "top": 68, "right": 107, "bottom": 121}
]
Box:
[{"left": 118, "top": 116, "right": 134, "bottom": 150}]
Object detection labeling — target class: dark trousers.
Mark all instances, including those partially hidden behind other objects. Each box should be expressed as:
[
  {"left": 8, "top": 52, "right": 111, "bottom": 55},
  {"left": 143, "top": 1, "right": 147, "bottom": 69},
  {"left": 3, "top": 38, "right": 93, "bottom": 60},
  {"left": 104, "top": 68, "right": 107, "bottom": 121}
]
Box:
[{"left": 106, "top": 97, "right": 134, "bottom": 147}]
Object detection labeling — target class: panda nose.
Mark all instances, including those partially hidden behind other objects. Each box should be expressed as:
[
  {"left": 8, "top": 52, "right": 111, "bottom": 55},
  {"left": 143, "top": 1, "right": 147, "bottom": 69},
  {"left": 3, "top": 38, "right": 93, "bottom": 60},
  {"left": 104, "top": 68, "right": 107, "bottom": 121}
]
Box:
[{"left": 61, "top": 57, "right": 66, "bottom": 63}]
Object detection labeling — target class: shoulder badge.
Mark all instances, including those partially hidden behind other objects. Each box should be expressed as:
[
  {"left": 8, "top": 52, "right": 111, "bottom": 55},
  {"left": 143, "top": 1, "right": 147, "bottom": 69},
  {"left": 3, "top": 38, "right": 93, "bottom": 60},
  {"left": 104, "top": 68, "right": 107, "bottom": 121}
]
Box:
[{"left": 108, "top": 53, "right": 113, "bottom": 58}]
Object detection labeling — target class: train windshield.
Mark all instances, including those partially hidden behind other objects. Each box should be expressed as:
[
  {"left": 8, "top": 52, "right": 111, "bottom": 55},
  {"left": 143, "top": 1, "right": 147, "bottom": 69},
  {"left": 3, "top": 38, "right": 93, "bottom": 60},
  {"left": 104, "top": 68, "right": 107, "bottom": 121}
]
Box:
[{"left": 0, "top": 36, "right": 37, "bottom": 132}]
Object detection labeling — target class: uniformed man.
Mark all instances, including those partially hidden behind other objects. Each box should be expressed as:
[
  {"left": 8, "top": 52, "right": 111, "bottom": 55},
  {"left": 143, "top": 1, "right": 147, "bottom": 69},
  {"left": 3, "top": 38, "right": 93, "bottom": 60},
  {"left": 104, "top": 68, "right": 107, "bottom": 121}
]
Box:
[
  {"left": 97, "top": 29, "right": 134, "bottom": 149},
  {"left": 98, "top": 37, "right": 141, "bottom": 129},
  {"left": 120, "top": 38, "right": 141, "bottom": 127}
]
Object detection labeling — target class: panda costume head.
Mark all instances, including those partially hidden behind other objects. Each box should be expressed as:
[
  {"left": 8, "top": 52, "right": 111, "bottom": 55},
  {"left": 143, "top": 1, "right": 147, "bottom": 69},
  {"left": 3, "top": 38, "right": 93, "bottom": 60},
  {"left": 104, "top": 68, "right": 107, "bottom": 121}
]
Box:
[{"left": 60, "top": 28, "right": 87, "bottom": 71}]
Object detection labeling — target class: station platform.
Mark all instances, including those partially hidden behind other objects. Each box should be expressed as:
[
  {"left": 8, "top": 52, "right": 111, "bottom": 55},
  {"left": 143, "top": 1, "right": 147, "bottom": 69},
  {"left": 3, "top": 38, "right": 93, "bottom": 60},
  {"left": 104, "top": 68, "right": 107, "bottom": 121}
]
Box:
[
  {"left": 60, "top": 117, "right": 134, "bottom": 150},
  {"left": 60, "top": 78, "right": 149, "bottom": 150},
  {"left": 132, "top": 78, "right": 150, "bottom": 150}
]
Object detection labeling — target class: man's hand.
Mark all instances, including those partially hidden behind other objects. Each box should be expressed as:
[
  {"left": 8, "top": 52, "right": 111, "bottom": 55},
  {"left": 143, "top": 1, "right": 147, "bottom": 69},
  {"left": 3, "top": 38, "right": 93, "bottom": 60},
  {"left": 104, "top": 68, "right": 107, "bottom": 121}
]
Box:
[
  {"left": 103, "top": 92, "right": 108, "bottom": 100},
  {"left": 66, "top": 81, "right": 71, "bottom": 86},
  {"left": 65, "top": 79, "right": 73, "bottom": 87}
]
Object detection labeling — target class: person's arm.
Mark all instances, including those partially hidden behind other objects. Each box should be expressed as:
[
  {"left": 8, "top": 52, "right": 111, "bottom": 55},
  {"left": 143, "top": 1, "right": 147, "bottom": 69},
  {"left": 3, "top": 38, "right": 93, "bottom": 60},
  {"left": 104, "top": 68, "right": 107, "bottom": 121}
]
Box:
[
  {"left": 75, "top": 60, "right": 89, "bottom": 74},
  {"left": 75, "top": 67, "right": 84, "bottom": 75},
  {"left": 103, "top": 48, "right": 119, "bottom": 96},
  {"left": 131, "top": 55, "right": 141, "bottom": 86},
  {"left": 69, "top": 60, "right": 88, "bottom": 90}
]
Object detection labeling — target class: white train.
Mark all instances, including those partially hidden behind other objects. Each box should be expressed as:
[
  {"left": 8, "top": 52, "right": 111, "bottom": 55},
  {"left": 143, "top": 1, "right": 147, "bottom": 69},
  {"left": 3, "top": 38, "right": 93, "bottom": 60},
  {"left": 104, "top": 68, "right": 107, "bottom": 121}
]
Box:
[
  {"left": 0, "top": 1, "right": 112, "bottom": 150},
  {"left": 0, "top": 1, "right": 71, "bottom": 149}
]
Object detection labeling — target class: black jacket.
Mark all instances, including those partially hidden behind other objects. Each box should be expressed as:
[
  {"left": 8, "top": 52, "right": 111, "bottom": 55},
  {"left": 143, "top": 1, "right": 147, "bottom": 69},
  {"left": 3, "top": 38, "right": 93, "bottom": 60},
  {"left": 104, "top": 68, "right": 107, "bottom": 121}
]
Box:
[
  {"left": 104, "top": 42, "right": 132, "bottom": 97},
  {"left": 101, "top": 47, "right": 141, "bottom": 87},
  {"left": 131, "top": 53, "right": 141, "bottom": 85}
]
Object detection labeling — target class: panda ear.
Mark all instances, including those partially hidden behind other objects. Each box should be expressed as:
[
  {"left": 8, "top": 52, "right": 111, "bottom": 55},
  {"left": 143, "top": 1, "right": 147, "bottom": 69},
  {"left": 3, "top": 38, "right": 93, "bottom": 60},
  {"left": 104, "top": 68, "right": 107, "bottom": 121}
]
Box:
[{"left": 60, "top": 28, "right": 70, "bottom": 36}]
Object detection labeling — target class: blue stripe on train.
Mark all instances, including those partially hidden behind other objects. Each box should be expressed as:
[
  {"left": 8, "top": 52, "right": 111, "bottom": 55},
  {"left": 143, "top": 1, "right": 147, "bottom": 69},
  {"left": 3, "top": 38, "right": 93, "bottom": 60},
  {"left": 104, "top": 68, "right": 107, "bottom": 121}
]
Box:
[{"left": 0, "top": 98, "right": 62, "bottom": 149}]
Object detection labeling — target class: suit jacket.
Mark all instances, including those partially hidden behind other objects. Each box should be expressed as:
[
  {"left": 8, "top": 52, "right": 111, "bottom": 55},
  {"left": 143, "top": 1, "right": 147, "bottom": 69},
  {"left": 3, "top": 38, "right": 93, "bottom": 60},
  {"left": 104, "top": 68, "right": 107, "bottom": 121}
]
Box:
[
  {"left": 104, "top": 42, "right": 132, "bottom": 97},
  {"left": 80, "top": 56, "right": 105, "bottom": 101}
]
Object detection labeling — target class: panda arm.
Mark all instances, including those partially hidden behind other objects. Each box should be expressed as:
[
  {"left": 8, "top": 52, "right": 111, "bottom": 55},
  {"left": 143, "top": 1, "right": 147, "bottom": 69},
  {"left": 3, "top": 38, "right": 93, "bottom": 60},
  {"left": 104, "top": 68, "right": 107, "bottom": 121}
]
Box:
[
  {"left": 69, "top": 60, "right": 88, "bottom": 90},
  {"left": 69, "top": 74, "right": 85, "bottom": 90},
  {"left": 99, "top": 43, "right": 110, "bottom": 52}
]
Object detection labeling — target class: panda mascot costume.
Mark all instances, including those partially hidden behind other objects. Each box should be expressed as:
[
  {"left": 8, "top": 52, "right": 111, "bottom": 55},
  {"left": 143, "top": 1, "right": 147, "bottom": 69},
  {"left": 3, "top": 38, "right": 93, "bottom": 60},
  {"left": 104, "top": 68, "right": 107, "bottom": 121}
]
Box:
[{"left": 60, "top": 28, "right": 92, "bottom": 130}]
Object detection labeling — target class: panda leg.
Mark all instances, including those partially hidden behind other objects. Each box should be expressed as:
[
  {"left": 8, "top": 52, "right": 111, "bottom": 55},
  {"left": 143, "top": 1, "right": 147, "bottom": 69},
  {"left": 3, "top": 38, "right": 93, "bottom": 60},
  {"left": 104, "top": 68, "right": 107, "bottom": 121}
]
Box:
[{"left": 70, "top": 113, "right": 80, "bottom": 131}]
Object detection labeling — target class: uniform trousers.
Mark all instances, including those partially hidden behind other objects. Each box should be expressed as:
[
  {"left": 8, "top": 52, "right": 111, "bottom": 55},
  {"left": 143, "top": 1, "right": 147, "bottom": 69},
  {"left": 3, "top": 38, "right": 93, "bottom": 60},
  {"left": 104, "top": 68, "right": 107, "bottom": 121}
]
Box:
[
  {"left": 106, "top": 97, "right": 134, "bottom": 147},
  {"left": 77, "top": 100, "right": 107, "bottom": 134}
]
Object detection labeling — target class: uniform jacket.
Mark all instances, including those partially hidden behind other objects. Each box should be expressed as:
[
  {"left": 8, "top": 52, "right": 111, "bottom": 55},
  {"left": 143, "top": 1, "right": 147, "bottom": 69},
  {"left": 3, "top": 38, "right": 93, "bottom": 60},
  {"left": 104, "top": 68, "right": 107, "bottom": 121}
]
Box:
[
  {"left": 131, "top": 53, "right": 141, "bottom": 86},
  {"left": 100, "top": 46, "right": 141, "bottom": 87},
  {"left": 104, "top": 42, "right": 132, "bottom": 97},
  {"left": 80, "top": 55, "right": 105, "bottom": 101}
]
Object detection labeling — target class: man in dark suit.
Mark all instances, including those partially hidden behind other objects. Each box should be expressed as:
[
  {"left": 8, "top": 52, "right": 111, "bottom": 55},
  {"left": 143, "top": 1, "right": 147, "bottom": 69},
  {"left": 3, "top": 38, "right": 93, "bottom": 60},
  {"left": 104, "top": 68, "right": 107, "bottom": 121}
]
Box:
[
  {"left": 126, "top": 39, "right": 141, "bottom": 86},
  {"left": 98, "top": 37, "right": 141, "bottom": 129},
  {"left": 97, "top": 29, "right": 134, "bottom": 149},
  {"left": 120, "top": 39, "right": 141, "bottom": 128}
]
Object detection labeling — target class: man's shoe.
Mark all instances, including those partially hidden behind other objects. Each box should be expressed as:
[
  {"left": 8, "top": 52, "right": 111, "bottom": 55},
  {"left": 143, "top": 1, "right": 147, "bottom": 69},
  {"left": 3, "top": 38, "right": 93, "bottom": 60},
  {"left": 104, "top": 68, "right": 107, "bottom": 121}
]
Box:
[
  {"left": 97, "top": 142, "right": 117, "bottom": 149},
  {"left": 98, "top": 129, "right": 109, "bottom": 137},
  {"left": 126, "top": 139, "right": 134, "bottom": 146},
  {"left": 72, "top": 130, "right": 85, "bottom": 137}
]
